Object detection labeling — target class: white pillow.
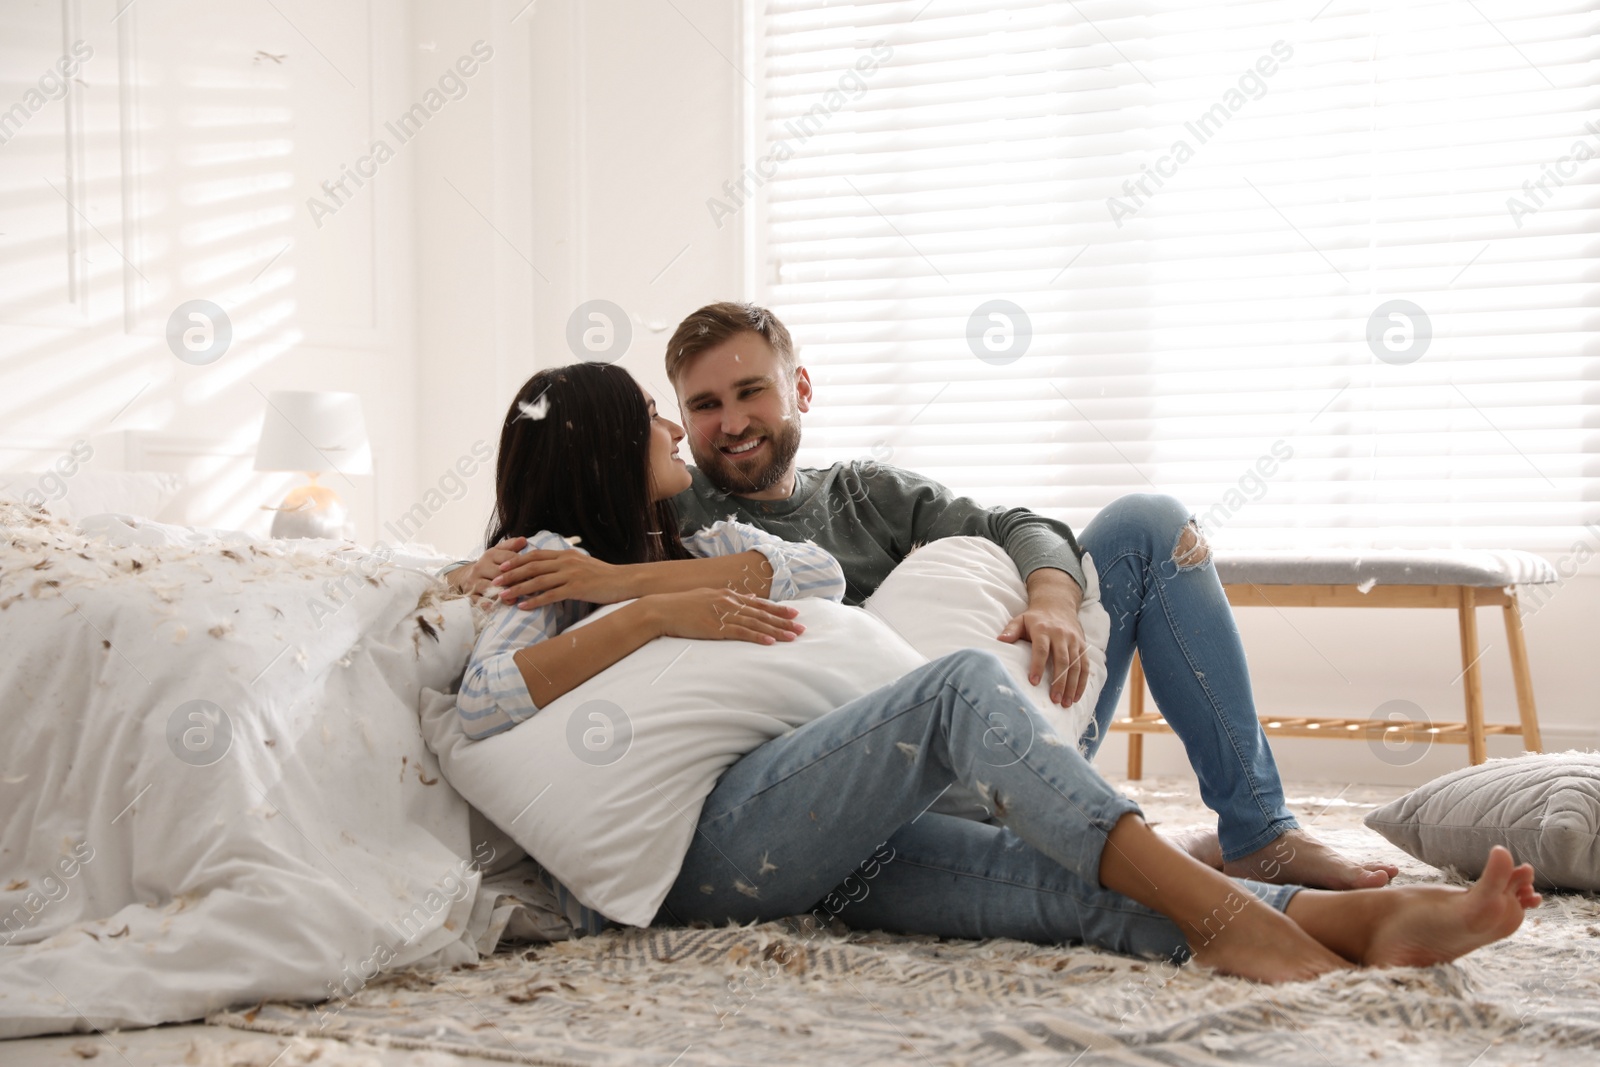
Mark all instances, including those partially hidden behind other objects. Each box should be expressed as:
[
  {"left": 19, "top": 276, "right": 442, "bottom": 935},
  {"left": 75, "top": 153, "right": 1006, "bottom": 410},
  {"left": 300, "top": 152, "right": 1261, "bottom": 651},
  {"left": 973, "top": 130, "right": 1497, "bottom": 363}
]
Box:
[
  {"left": 863, "top": 537, "right": 1110, "bottom": 750},
  {"left": 1363, "top": 751, "right": 1600, "bottom": 891},
  {"left": 419, "top": 598, "right": 926, "bottom": 927},
  {"left": 0, "top": 469, "right": 185, "bottom": 521}
]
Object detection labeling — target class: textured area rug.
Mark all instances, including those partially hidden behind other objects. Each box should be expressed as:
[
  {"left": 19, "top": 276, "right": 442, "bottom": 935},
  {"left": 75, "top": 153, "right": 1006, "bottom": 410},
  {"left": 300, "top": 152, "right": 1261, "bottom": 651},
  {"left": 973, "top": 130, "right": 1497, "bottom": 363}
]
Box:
[{"left": 212, "top": 780, "right": 1600, "bottom": 1066}]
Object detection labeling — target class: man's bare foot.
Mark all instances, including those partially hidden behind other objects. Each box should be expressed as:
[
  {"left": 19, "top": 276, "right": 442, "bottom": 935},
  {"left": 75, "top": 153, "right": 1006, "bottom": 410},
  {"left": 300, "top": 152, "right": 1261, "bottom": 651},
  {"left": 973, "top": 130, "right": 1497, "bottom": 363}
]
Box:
[
  {"left": 1187, "top": 894, "right": 1354, "bottom": 983},
  {"left": 1224, "top": 828, "right": 1399, "bottom": 889},
  {"left": 1357, "top": 846, "right": 1540, "bottom": 968},
  {"left": 1162, "top": 826, "right": 1224, "bottom": 869}
]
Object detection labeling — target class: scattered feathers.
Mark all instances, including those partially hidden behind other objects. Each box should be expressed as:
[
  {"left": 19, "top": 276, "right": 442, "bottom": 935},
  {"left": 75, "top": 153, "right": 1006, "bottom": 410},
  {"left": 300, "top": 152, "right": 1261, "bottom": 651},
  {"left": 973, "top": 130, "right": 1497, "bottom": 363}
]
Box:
[{"left": 516, "top": 393, "right": 551, "bottom": 422}]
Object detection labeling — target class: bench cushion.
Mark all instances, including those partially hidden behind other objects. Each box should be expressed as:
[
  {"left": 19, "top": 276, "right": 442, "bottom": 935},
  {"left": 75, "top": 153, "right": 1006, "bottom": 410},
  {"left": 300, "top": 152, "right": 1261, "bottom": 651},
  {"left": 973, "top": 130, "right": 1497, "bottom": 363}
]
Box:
[{"left": 1212, "top": 548, "right": 1557, "bottom": 588}]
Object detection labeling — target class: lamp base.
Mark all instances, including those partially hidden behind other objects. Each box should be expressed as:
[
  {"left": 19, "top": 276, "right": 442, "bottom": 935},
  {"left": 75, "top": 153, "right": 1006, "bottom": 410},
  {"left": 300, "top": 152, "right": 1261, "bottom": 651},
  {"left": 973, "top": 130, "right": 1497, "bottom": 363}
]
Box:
[{"left": 269, "top": 483, "right": 351, "bottom": 540}]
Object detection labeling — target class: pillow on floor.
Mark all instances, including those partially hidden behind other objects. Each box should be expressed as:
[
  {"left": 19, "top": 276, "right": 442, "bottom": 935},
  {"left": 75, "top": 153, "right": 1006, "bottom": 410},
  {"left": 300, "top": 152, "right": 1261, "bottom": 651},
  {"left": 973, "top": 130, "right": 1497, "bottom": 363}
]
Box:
[
  {"left": 420, "top": 598, "right": 926, "bottom": 928},
  {"left": 1363, "top": 751, "right": 1600, "bottom": 890},
  {"left": 863, "top": 536, "right": 1111, "bottom": 750}
]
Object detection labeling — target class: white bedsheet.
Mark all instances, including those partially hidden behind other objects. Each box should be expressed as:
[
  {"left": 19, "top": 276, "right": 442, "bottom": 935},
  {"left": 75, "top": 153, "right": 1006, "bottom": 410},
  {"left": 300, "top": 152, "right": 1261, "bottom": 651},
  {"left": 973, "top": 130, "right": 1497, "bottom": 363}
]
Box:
[{"left": 0, "top": 507, "right": 500, "bottom": 1038}]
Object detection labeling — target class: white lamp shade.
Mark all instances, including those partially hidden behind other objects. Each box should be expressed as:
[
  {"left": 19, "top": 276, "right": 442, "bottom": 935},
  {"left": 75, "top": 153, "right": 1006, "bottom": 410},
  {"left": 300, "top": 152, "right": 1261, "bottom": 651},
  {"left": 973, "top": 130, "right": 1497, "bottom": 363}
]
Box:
[{"left": 254, "top": 390, "right": 373, "bottom": 475}]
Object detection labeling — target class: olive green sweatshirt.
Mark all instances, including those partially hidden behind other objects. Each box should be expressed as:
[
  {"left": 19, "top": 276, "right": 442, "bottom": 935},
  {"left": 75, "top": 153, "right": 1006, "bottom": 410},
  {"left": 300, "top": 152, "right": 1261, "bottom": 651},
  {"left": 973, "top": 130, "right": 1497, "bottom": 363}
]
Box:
[{"left": 672, "top": 461, "right": 1086, "bottom": 607}]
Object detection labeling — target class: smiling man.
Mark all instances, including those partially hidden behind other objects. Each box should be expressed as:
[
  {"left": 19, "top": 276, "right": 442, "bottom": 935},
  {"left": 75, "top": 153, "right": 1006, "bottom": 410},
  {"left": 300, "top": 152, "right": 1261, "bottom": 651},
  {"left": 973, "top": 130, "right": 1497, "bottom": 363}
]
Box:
[
  {"left": 660, "top": 301, "right": 1398, "bottom": 893},
  {"left": 666, "top": 304, "right": 1094, "bottom": 701}
]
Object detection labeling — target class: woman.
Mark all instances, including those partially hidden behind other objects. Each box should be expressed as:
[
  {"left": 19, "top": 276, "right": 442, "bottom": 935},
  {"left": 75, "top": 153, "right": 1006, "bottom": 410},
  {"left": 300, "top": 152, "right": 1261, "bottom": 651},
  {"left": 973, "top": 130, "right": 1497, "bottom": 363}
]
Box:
[{"left": 453, "top": 362, "right": 1539, "bottom": 983}]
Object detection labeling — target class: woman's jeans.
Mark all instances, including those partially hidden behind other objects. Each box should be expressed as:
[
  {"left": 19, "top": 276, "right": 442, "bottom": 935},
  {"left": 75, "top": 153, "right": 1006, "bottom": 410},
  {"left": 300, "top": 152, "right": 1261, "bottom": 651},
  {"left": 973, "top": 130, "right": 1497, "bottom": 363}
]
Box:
[
  {"left": 1077, "top": 493, "right": 1298, "bottom": 861},
  {"left": 654, "top": 649, "right": 1299, "bottom": 960}
]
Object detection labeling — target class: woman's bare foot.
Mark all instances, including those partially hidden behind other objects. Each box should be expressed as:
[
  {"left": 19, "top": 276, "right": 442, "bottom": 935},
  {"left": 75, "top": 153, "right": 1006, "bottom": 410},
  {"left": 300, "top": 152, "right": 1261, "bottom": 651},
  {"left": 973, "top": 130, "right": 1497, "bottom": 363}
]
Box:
[
  {"left": 1187, "top": 894, "right": 1354, "bottom": 983},
  {"left": 1098, "top": 816, "right": 1530, "bottom": 986},
  {"left": 1191, "top": 847, "right": 1538, "bottom": 981},
  {"left": 1358, "top": 846, "right": 1540, "bottom": 968},
  {"left": 1285, "top": 846, "right": 1541, "bottom": 968},
  {"left": 1222, "top": 828, "right": 1399, "bottom": 889},
  {"left": 1100, "top": 814, "right": 1352, "bottom": 983}
]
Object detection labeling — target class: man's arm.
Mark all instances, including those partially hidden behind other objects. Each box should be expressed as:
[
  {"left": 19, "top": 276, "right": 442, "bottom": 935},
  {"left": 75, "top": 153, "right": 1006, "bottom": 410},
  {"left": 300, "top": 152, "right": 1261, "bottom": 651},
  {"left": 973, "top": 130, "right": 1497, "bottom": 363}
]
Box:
[
  {"left": 871, "top": 462, "right": 1088, "bottom": 595},
  {"left": 1004, "top": 566, "right": 1090, "bottom": 708},
  {"left": 867, "top": 462, "right": 1092, "bottom": 707}
]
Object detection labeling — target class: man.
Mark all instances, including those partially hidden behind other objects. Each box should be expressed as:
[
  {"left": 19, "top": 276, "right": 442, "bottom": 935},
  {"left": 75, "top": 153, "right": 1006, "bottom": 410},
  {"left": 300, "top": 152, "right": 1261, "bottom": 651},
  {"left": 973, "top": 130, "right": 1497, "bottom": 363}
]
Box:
[{"left": 653, "top": 301, "right": 1395, "bottom": 891}]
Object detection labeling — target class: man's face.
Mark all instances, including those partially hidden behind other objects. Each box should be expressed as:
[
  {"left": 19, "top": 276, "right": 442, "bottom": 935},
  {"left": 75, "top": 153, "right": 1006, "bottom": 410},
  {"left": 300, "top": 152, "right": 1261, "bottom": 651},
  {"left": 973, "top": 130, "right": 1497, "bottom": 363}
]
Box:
[{"left": 674, "top": 330, "right": 811, "bottom": 498}]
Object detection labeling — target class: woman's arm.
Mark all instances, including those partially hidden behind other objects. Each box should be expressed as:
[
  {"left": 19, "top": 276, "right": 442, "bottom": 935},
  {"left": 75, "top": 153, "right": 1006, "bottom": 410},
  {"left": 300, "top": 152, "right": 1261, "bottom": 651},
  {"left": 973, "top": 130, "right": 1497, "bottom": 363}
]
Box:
[
  {"left": 444, "top": 538, "right": 528, "bottom": 595},
  {"left": 510, "top": 599, "right": 663, "bottom": 710},
  {"left": 679, "top": 521, "right": 845, "bottom": 602},
  {"left": 494, "top": 520, "right": 845, "bottom": 609},
  {"left": 510, "top": 587, "right": 802, "bottom": 708},
  {"left": 459, "top": 535, "right": 808, "bottom": 739},
  {"left": 630, "top": 550, "right": 774, "bottom": 598},
  {"left": 489, "top": 548, "right": 771, "bottom": 609}
]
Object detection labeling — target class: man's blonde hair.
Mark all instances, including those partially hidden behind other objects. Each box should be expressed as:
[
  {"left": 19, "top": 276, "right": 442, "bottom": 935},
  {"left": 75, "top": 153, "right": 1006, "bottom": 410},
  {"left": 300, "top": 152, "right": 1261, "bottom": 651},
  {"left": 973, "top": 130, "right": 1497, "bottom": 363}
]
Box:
[{"left": 664, "top": 302, "right": 797, "bottom": 384}]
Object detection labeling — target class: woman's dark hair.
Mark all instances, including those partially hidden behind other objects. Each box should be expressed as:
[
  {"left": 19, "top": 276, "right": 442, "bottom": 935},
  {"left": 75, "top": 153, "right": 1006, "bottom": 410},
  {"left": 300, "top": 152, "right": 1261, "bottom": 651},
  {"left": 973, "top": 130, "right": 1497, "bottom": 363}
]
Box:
[{"left": 485, "top": 362, "right": 692, "bottom": 566}]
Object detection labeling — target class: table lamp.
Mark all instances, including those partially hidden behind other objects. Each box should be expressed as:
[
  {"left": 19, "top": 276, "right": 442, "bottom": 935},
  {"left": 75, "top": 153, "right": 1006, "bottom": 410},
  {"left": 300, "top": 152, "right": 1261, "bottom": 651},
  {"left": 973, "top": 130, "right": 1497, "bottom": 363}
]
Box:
[{"left": 254, "top": 390, "right": 372, "bottom": 539}]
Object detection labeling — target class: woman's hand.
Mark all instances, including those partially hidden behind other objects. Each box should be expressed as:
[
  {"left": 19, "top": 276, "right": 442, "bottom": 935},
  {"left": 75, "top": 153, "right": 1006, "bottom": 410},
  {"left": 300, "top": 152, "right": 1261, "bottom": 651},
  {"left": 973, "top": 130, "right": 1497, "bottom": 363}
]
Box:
[
  {"left": 495, "top": 548, "right": 638, "bottom": 609},
  {"left": 450, "top": 537, "right": 529, "bottom": 597},
  {"left": 645, "top": 588, "right": 805, "bottom": 645}
]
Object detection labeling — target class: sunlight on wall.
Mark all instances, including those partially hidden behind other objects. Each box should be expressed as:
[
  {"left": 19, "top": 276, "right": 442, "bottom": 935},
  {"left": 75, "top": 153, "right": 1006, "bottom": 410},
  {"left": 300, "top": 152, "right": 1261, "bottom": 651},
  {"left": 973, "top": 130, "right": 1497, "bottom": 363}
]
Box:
[{"left": 0, "top": 0, "right": 391, "bottom": 538}]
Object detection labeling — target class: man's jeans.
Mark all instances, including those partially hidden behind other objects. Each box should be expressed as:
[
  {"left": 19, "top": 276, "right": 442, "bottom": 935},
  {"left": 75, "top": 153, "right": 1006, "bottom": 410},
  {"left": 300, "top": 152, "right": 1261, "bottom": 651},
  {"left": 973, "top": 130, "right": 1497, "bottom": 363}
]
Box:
[
  {"left": 654, "top": 649, "right": 1299, "bottom": 960},
  {"left": 1077, "top": 493, "right": 1298, "bottom": 861}
]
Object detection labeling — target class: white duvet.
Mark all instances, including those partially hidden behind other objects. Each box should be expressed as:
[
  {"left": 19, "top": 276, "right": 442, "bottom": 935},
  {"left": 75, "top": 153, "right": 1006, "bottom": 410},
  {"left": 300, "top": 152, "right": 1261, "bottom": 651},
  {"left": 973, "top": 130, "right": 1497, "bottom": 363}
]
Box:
[{"left": 0, "top": 506, "right": 499, "bottom": 1038}]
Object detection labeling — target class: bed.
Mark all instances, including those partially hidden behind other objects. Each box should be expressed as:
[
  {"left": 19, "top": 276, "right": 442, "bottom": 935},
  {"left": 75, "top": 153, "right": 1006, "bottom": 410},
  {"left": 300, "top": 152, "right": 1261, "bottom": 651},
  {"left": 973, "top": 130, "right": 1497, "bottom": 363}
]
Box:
[{"left": 0, "top": 502, "right": 567, "bottom": 1038}]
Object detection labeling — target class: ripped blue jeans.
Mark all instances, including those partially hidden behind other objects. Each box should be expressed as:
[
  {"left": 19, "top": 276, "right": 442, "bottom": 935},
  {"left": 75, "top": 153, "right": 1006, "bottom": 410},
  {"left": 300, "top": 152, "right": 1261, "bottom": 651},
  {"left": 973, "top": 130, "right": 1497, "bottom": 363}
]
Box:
[{"left": 1077, "top": 493, "right": 1297, "bottom": 860}]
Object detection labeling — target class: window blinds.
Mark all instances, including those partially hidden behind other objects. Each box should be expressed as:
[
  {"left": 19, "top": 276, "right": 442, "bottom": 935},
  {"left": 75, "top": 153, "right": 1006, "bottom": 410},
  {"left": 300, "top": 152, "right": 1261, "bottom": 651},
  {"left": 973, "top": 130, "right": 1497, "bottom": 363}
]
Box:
[{"left": 752, "top": 0, "right": 1600, "bottom": 553}]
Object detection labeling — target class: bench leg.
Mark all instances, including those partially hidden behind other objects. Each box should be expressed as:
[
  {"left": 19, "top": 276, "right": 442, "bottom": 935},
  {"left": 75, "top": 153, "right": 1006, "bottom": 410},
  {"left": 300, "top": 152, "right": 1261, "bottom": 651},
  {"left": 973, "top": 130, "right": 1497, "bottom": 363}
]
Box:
[
  {"left": 1127, "top": 651, "right": 1146, "bottom": 780},
  {"left": 1502, "top": 592, "right": 1544, "bottom": 752},
  {"left": 1458, "top": 588, "right": 1487, "bottom": 765}
]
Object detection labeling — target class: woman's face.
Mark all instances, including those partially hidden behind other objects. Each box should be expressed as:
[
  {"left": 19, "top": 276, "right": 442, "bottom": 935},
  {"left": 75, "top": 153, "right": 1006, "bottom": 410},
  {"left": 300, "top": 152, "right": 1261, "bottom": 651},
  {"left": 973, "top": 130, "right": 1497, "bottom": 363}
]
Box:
[{"left": 643, "top": 388, "right": 693, "bottom": 502}]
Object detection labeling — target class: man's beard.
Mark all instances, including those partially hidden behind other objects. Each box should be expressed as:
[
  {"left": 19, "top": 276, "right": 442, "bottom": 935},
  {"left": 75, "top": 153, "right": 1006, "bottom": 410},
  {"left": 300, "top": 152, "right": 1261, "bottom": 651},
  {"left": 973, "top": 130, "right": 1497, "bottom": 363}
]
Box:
[{"left": 691, "top": 418, "right": 803, "bottom": 496}]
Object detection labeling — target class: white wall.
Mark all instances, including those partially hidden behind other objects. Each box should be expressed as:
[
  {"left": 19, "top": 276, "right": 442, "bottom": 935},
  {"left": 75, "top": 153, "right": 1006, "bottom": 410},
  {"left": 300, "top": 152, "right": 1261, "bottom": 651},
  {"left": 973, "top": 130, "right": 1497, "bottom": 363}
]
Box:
[
  {"left": 407, "top": 0, "right": 747, "bottom": 557},
  {"left": 0, "top": 0, "right": 418, "bottom": 536}
]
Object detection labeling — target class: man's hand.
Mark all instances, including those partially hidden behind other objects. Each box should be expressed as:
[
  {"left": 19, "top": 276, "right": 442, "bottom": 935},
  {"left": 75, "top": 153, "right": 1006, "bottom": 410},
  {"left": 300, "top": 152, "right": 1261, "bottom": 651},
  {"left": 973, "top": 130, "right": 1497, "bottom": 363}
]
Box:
[
  {"left": 446, "top": 537, "right": 529, "bottom": 597},
  {"left": 998, "top": 568, "right": 1088, "bottom": 707},
  {"left": 493, "top": 549, "right": 636, "bottom": 610}
]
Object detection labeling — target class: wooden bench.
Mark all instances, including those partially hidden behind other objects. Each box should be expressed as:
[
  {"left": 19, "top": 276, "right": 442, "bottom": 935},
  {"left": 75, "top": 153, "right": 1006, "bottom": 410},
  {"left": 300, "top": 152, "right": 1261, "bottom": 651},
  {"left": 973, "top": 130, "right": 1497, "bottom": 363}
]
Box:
[{"left": 1111, "top": 549, "right": 1556, "bottom": 779}]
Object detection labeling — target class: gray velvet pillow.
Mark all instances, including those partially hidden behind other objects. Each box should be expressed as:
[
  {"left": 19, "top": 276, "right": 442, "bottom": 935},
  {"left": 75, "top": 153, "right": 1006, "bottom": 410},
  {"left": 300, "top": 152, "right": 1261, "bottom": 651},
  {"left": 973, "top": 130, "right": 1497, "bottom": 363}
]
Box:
[{"left": 1363, "top": 752, "right": 1600, "bottom": 891}]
